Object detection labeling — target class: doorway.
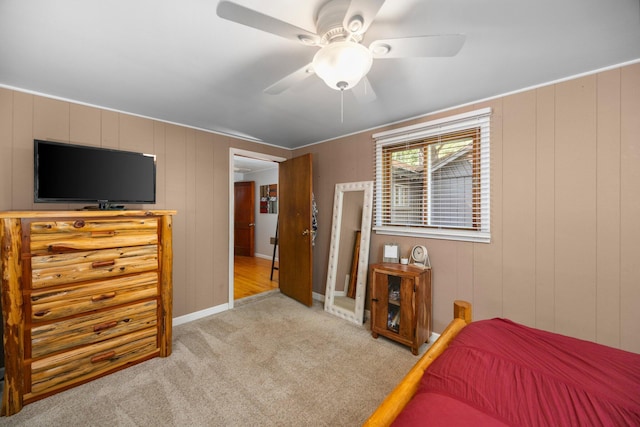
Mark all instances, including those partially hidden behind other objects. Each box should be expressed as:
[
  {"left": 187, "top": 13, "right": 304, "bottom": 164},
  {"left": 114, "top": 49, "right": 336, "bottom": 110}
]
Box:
[{"left": 229, "top": 149, "right": 285, "bottom": 308}]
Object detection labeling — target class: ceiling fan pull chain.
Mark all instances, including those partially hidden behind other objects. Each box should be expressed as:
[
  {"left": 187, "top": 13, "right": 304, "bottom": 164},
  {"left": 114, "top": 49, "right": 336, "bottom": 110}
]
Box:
[{"left": 341, "top": 88, "right": 344, "bottom": 123}]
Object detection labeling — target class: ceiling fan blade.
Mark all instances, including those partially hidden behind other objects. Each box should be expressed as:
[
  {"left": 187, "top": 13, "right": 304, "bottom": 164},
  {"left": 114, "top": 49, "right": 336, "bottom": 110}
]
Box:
[
  {"left": 370, "top": 34, "right": 466, "bottom": 59},
  {"left": 264, "top": 63, "right": 315, "bottom": 94},
  {"left": 351, "top": 76, "right": 377, "bottom": 103},
  {"left": 343, "top": 0, "right": 386, "bottom": 35},
  {"left": 217, "top": 1, "right": 321, "bottom": 45}
]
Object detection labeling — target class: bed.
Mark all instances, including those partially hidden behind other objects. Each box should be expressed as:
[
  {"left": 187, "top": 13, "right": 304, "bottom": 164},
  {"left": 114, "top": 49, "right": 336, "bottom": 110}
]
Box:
[{"left": 364, "top": 300, "right": 640, "bottom": 426}]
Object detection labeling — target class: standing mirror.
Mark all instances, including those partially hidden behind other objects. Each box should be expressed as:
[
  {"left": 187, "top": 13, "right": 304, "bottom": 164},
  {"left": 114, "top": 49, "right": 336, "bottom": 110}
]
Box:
[{"left": 324, "top": 181, "right": 373, "bottom": 324}]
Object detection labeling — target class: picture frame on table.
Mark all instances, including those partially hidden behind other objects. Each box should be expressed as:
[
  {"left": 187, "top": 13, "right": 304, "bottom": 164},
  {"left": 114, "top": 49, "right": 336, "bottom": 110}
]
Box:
[{"left": 383, "top": 243, "right": 400, "bottom": 263}]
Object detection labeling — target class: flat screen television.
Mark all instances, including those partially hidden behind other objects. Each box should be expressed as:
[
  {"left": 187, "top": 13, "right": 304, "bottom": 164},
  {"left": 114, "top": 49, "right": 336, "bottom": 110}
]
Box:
[{"left": 34, "top": 140, "right": 156, "bottom": 210}]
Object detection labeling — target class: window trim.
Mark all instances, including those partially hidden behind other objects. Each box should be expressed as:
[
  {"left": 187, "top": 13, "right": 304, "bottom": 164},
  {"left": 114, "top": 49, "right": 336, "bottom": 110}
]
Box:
[{"left": 373, "top": 108, "right": 491, "bottom": 243}]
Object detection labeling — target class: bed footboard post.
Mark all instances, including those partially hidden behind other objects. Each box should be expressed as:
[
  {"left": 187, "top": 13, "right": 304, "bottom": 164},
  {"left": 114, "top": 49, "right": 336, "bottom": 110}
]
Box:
[
  {"left": 364, "top": 300, "right": 473, "bottom": 427},
  {"left": 453, "top": 300, "right": 472, "bottom": 324}
]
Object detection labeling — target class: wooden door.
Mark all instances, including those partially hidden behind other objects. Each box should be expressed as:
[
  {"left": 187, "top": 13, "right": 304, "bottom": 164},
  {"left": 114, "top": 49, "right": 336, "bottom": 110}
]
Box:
[
  {"left": 371, "top": 270, "right": 390, "bottom": 333},
  {"left": 278, "top": 153, "right": 313, "bottom": 306},
  {"left": 234, "top": 181, "right": 255, "bottom": 257}
]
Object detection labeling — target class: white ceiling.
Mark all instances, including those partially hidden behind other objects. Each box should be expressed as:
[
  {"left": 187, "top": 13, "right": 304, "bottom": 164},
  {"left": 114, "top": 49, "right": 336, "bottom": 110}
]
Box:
[{"left": 1, "top": 0, "right": 639, "bottom": 149}]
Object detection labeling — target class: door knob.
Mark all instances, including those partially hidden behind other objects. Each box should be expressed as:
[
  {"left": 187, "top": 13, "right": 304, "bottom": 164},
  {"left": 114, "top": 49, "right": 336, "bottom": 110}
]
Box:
[
  {"left": 249, "top": 223, "right": 255, "bottom": 227},
  {"left": 302, "top": 229, "right": 310, "bottom": 235}
]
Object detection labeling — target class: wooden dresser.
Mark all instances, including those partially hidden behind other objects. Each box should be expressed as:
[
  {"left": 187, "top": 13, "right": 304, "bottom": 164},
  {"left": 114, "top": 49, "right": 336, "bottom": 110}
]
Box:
[{"left": 0, "top": 210, "right": 176, "bottom": 416}]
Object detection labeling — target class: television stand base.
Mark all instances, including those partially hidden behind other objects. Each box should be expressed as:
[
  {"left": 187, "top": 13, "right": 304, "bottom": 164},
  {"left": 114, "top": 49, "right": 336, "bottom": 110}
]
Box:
[{"left": 78, "top": 204, "right": 126, "bottom": 211}]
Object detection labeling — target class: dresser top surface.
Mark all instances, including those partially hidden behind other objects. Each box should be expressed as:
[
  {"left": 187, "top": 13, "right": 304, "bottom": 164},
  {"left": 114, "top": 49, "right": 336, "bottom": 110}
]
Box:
[{"left": 0, "top": 210, "right": 177, "bottom": 219}]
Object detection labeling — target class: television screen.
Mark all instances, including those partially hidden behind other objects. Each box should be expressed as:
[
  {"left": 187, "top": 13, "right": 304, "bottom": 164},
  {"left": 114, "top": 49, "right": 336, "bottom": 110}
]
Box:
[{"left": 34, "top": 140, "right": 156, "bottom": 209}]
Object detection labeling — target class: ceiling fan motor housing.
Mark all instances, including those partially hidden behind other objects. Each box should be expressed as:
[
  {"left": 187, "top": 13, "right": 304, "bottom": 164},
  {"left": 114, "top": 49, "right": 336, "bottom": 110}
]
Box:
[{"left": 316, "top": 0, "right": 362, "bottom": 43}]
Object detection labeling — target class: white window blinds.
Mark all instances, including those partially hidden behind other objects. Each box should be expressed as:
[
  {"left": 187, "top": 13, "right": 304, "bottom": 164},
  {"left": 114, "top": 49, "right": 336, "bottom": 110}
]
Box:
[{"left": 373, "top": 108, "right": 491, "bottom": 243}]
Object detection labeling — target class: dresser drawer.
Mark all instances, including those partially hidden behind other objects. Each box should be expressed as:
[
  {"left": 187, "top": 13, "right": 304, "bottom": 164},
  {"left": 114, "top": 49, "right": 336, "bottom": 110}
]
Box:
[
  {"left": 29, "top": 328, "right": 158, "bottom": 396},
  {"left": 31, "top": 300, "right": 158, "bottom": 358},
  {"left": 30, "top": 271, "right": 158, "bottom": 322},
  {"left": 29, "top": 218, "right": 158, "bottom": 254},
  {"left": 31, "top": 244, "right": 158, "bottom": 289}
]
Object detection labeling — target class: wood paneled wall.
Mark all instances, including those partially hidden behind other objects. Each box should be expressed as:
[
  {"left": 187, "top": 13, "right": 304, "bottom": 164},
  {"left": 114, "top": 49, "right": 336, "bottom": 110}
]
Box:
[
  {"left": 0, "top": 89, "right": 290, "bottom": 317},
  {"left": 1, "top": 62, "right": 638, "bottom": 353},
  {"left": 296, "top": 63, "right": 640, "bottom": 353}
]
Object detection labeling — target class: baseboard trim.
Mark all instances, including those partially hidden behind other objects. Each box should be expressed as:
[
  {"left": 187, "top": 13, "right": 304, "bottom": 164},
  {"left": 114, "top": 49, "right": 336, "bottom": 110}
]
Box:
[
  {"left": 254, "top": 253, "right": 277, "bottom": 261},
  {"left": 173, "top": 303, "right": 229, "bottom": 326},
  {"left": 173, "top": 289, "right": 283, "bottom": 325},
  {"left": 312, "top": 291, "right": 325, "bottom": 304}
]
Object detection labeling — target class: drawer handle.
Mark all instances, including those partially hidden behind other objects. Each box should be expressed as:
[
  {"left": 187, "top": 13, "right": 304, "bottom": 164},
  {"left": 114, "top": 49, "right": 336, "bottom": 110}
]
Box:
[
  {"left": 90, "top": 351, "right": 116, "bottom": 363},
  {"left": 34, "top": 310, "right": 50, "bottom": 317},
  {"left": 93, "top": 321, "right": 118, "bottom": 332},
  {"left": 92, "top": 260, "right": 115, "bottom": 269},
  {"left": 48, "top": 245, "right": 75, "bottom": 253},
  {"left": 91, "top": 292, "right": 116, "bottom": 302}
]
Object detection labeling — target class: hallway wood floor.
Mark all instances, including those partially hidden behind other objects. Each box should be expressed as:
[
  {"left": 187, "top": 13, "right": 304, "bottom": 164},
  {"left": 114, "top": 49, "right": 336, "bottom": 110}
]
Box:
[{"left": 234, "top": 255, "right": 279, "bottom": 300}]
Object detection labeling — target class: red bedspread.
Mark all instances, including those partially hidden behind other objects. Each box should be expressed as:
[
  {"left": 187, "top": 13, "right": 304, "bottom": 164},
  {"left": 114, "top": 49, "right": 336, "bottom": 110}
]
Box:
[{"left": 393, "top": 318, "right": 640, "bottom": 426}]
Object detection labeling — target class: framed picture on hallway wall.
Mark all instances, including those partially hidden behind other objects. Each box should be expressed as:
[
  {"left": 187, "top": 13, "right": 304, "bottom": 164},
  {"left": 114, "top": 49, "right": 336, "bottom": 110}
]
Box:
[{"left": 260, "top": 184, "right": 277, "bottom": 214}]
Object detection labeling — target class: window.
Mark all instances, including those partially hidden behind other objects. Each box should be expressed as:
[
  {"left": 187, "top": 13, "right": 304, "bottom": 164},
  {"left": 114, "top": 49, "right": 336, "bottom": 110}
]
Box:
[{"left": 373, "top": 108, "right": 491, "bottom": 243}]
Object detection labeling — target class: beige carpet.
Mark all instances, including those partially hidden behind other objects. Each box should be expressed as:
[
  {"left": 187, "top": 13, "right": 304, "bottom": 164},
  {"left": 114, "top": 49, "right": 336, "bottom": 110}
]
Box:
[{"left": 1, "top": 292, "right": 425, "bottom": 426}]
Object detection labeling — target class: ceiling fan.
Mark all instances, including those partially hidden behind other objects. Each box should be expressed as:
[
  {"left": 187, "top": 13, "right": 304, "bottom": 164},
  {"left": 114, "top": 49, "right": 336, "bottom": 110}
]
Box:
[{"left": 216, "top": 0, "right": 465, "bottom": 101}]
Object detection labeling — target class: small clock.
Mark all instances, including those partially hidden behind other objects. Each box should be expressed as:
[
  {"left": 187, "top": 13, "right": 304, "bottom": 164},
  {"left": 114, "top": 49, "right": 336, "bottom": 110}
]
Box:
[{"left": 410, "top": 245, "right": 430, "bottom": 268}]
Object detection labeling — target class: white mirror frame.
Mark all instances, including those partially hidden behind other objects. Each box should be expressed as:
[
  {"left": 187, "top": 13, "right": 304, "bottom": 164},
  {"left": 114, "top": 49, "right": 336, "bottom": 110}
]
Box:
[{"left": 324, "top": 181, "right": 374, "bottom": 324}]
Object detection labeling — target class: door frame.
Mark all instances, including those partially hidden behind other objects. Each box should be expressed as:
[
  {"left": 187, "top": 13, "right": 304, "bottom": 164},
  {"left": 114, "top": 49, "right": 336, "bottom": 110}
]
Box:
[{"left": 229, "top": 148, "right": 286, "bottom": 309}]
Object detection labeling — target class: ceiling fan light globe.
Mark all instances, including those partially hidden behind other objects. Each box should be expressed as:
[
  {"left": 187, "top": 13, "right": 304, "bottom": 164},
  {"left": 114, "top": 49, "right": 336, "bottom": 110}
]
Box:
[{"left": 312, "top": 41, "right": 373, "bottom": 91}]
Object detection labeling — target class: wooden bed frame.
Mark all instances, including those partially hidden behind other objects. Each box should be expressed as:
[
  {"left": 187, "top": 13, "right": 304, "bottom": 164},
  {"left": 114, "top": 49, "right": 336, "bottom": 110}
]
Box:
[{"left": 364, "top": 300, "right": 473, "bottom": 427}]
